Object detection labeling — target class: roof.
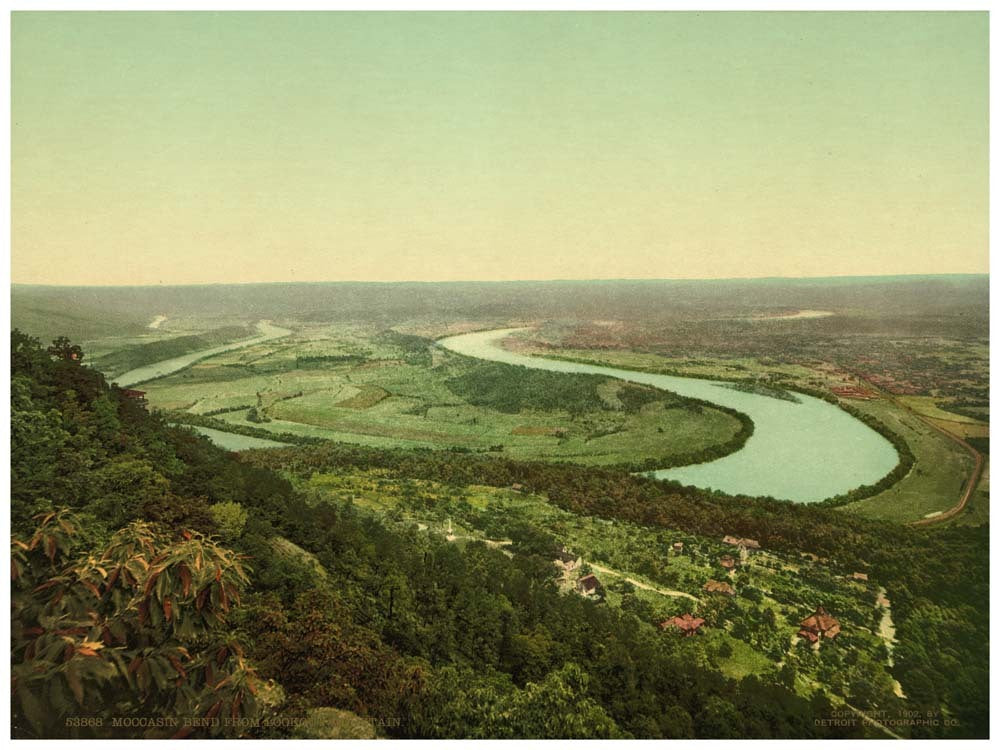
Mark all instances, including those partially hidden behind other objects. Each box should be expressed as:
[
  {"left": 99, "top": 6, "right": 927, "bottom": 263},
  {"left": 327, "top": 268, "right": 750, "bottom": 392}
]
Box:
[
  {"left": 661, "top": 613, "right": 705, "bottom": 632},
  {"left": 797, "top": 629, "right": 820, "bottom": 643},
  {"left": 800, "top": 607, "right": 841, "bottom": 636},
  {"left": 578, "top": 574, "right": 600, "bottom": 591},
  {"left": 719, "top": 555, "right": 737, "bottom": 568},
  {"left": 703, "top": 580, "right": 735, "bottom": 595},
  {"left": 722, "top": 535, "right": 761, "bottom": 549},
  {"left": 121, "top": 389, "right": 147, "bottom": 397},
  {"left": 850, "top": 572, "right": 869, "bottom": 581}
]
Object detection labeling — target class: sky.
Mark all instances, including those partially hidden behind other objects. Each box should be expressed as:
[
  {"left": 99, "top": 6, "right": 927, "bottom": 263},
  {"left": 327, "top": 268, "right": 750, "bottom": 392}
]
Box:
[{"left": 11, "top": 11, "right": 989, "bottom": 286}]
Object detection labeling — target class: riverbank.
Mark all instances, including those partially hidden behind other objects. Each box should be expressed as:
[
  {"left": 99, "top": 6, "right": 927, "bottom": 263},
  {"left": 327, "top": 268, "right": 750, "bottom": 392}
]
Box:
[
  {"left": 437, "top": 328, "right": 899, "bottom": 503},
  {"left": 114, "top": 320, "right": 291, "bottom": 387}
]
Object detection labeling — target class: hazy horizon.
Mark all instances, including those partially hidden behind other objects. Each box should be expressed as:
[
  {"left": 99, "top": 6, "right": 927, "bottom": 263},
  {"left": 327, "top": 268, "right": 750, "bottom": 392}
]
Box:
[
  {"left": 10, "top": 270, "right": 989, "bottom": 290},
  {"left": 13, "top": 12, "right": 988, "bottom": 286}
]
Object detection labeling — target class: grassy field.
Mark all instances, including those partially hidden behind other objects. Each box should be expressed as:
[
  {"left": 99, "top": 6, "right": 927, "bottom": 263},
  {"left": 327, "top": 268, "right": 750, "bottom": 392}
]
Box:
[
  {"left": 837, "top": 398, "right": 975, "bottom": 523},
  {"left": 946, "top": 458, "right": 990, "bottom": 528},
  {"left": 137, "top": 324, "right": 746, "bottom": 468},
  {"left": 181, "top": 425, "right": 289, "bottom": 451},
  {"left": 897, "top": 396, "right": 985, "bottom": 424}
]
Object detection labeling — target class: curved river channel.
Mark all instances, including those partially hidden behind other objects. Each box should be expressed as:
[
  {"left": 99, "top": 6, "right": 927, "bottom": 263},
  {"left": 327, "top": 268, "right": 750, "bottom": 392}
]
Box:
[
  {"left": 437, "top": 328, "right": 898, "bottom": 503},
  {"left": 115, "top": 321, "right": 291, "bottom": 387}
]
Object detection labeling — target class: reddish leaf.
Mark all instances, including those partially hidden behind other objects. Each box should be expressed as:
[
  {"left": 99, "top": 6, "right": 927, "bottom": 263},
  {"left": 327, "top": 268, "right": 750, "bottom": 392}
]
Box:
[
  {"left": 80, "top": 580, "right": 101, "bottom": 599},
  {"left": 205, "top": 700, "right": 223, "bottom": 719},
  {"left": 167, "top": 654, "right": 187, "bottom": 679},
  {"left": 143, "top": 569, "right": 162, "bottom": 597}
]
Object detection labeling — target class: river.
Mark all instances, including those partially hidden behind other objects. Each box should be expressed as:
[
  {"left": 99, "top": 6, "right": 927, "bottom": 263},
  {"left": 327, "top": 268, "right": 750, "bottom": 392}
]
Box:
[
  {"left": 437, "top": 328, "right": 898, "bottom": 503},
  {"left": 114, "top": 320, "right": 291, "bottom": 387}
]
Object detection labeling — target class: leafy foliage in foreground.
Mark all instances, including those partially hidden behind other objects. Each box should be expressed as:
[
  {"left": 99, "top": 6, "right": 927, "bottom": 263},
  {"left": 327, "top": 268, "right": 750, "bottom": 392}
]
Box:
[{"left": 11, "top": 511, "right": 267, "bottom": 738}]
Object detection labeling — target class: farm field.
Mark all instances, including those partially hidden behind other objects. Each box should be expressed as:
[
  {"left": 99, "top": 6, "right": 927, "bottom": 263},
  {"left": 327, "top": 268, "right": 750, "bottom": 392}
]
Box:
[
  {"left": 139, "top": 324, "right": 747, "bottom": 468},
  {"left": 183, "top": 425, "right": 290, "bottom": 451}
]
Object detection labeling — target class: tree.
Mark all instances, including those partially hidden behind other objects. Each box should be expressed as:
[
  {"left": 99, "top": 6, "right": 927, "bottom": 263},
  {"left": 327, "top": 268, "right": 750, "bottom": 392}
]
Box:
[
  {"left": 505, "top": 662, "right": 622, "bottom": 738},
  {"left": 47, "top": 336, "right": 84, "bottom": 362},
  {"left": 10, "top": 376, "right": 71, "bottom": 523},
  {"left": 11, "top": 510, "right": 268, "bottom": 738},
  {"left": 88, "top": 457, "right": 172, "bottom": 528},
  {"left": 209, "top": 502, "right": 249, "bottom": 541}
]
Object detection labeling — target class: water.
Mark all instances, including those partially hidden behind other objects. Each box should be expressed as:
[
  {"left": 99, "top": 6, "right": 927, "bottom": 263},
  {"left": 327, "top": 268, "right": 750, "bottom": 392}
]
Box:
[
  {"left": 437, "top": 328, "right": 898, "bottom": 503},
  {"left": 114, "top": 321, "right": 291, "bottom": 387}
]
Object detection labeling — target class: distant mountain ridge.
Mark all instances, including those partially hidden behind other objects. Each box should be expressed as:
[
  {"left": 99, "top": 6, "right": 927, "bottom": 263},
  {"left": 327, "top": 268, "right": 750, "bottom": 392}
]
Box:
[{"left": 12, "top": 274, "right": 988, "bottom": 338}]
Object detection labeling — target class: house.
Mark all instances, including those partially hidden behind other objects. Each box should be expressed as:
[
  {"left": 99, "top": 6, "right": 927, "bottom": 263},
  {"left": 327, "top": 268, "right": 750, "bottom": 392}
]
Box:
[
  {"left": 703, "top": 579, "right": 735, "bottom": 596},
  {"left": 509, "top": 483, "right": 526, "bottom": 493},
  {"left": 555, "top": 548, "right": 580, "bottom": 573},
  {"left": 798, "top": 607, "right": 841, "bottom": 643},
  {"left": 849, "top": 572, "right": 869, "bottom": 582},
  {"left": 660, "top": 613, "right": 705, "bottom": 637},
  {"left": 121, "top": 389, "right": 148, "bottom": 408},
  {"left": 723, "top": 535, "right": 760, "bottom": 550},
  {"left": 577, "top": 574, "right": 602, "bottom": 596},
  {"left": 672, "top": 542, "right": 684, "bottom": 554},
  {"left": 719, "top": 555, "right": 737, "bottom": 570}
]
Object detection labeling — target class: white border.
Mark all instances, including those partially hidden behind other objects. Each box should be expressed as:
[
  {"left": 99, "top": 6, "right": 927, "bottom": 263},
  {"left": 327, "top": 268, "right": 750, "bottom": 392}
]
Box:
[{"left": 2, "top": 3, "right": 995, "bottom": 747}]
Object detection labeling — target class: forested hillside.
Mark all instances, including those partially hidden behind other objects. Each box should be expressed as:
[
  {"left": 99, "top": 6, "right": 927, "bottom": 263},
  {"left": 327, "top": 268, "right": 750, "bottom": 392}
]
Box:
[{"left": 10, "top": 330, "right": 988, "bottom": 738}]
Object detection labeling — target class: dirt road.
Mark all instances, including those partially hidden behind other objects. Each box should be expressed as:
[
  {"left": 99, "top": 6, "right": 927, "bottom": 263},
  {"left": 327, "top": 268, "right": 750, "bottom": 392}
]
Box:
[{"left": 588, "top": 562, "right": 700, "bottom": 602}]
